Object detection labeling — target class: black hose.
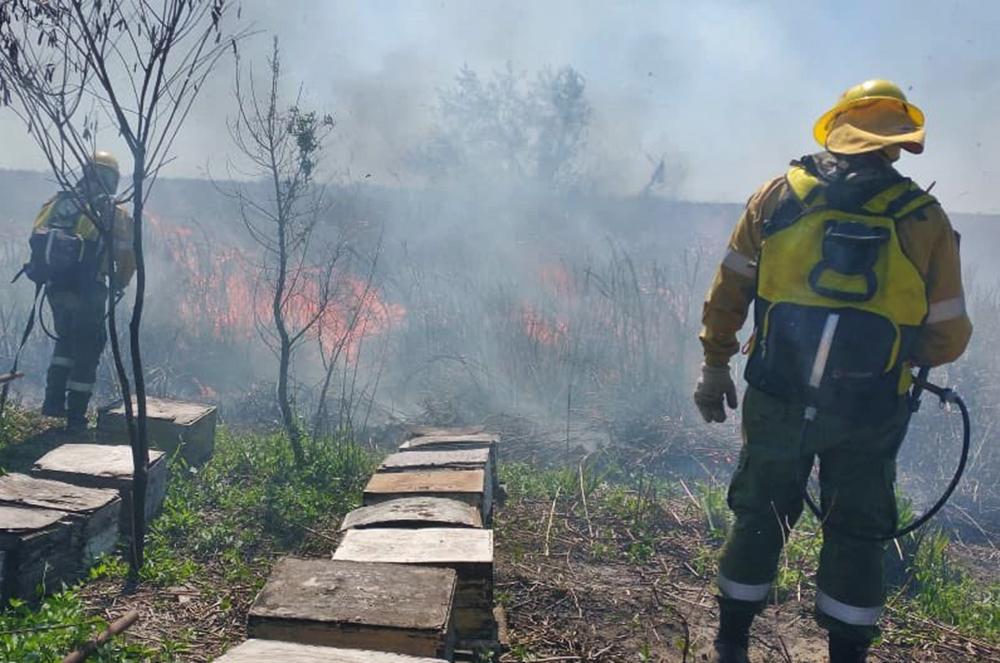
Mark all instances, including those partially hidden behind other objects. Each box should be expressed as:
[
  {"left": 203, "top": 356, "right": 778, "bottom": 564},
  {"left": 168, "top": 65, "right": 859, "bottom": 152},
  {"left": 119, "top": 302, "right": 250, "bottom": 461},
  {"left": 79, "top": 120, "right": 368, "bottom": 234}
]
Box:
[{"left": 801, "top": 382, "right": 971, "bottom": 542}]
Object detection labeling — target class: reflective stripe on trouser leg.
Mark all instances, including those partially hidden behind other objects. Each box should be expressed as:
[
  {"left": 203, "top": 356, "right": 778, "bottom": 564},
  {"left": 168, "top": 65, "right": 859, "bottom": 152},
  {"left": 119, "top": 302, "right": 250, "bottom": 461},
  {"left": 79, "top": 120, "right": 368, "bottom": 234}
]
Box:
[
  {"left": 816, "top": 590, "right": 883, "bottom": 626},
  {"left": 50, "top": 356, "right": 75, "bottom": 368},
  {"left": 717, "top": 573, "right": 771, "bottom": 602},
  {"left": 66, "top": 380, "right": 94, "bottom": 394}
]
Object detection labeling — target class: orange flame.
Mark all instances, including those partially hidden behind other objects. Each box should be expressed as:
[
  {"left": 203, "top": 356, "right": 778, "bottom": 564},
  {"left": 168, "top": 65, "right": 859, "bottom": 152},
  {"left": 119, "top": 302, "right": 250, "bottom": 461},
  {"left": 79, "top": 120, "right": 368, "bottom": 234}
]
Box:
[{"left": 148, "top": 214, "right": 404, "bottom": 359}]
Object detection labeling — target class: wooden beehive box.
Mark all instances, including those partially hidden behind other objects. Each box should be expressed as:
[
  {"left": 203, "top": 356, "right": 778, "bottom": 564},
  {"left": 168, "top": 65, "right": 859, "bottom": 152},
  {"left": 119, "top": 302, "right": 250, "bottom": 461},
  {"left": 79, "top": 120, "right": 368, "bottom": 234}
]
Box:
[
  {"left": 247, "top": 558, "right": 457, "bottom": 659},
  {"left": 378, "top": 449, "right": 494, "bottom": 520},
  {"left": 398, "top": 432, "right": 499, "bottom": 487},
  {"left": 213, "top": 640, "right": 448, "bottom": 663},
  {"left": 334, "top": 528, "right": 495, "bottom": 646},
  {"left": 0, "top": 473, "right": 120, "bottom": 563},
  {"left": 31, "top": 444, "right": 167, "bottom": 537},
  {"left": 340, "top": 497, "right": 482, "bottom": 531},
  {"left": 363, "top": 470, "right": 489, "bottom": 523},
  {"left": 0, "top": 505, "right": 78, "bottom": 601},
  {"left": 98, "top": 396, "right": 216, "bottom": 465}
]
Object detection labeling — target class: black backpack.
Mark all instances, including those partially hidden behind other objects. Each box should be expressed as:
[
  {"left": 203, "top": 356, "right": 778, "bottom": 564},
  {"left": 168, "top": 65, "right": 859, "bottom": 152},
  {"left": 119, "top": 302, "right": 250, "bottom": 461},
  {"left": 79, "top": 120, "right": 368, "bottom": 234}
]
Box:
[{"left": 24, "top": 194, "right": 103, "bottom": 288}]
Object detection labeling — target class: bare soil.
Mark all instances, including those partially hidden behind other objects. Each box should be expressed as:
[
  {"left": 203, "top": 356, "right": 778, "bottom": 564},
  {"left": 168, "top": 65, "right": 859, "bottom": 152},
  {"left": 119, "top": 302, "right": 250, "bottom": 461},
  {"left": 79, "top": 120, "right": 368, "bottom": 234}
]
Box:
[{"left": 493, "top": 494, "right": 1000, "bottom": 662}]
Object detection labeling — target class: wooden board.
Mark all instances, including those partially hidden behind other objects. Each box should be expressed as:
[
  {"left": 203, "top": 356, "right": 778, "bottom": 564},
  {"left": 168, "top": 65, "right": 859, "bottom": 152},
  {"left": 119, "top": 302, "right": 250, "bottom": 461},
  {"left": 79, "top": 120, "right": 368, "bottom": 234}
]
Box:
[
  {"left": 0, "top": 473, "right": 120, "bottom": 561},
  {"left": 398, "top": 433, "right": 498, "bottom": 450},
  {"left": 334, "top": 528, "right": 493, "bottom": 567},
  {"left": 0, "top": 473, "right": 120, "bottom": 514},
  {"left": 213, "top": 640, "right": 448, "bottom": 663},
  {"left": 31, "top": 444, "right": 168, "bottom": 537},
  {"left": 247, "top": 558, "right": 456, "bottom": 659},
  {"left": 363, "top": 470, "right": 486, "bottom": 520},
  {"left": 98, "top": 397, "right": 217, "bottom": 465},
  {"left": 340, "top": 497, "right": 482, "bottom": 531},
  {"left": 406, "top": 426, "right": 485, "bottom": 439},
  {"left": 378, "top": 449, "right": 490, "bottom": 473},
  {"left": 334, "top": 529, "right": 495, "bottom": 645},
  {"left": 0, "top": 504, "right": 66, "bottom": 534}
]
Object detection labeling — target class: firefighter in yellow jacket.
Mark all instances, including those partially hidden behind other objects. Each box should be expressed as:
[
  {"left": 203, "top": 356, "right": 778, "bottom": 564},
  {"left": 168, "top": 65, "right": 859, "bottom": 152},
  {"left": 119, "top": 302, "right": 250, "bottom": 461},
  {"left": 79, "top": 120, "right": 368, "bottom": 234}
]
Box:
[
  {"left": 31, "top": 152, "right": 135, "bottom": 432},
  {"left": 694, "top": 81, "right": 972, "bottom": 663}
]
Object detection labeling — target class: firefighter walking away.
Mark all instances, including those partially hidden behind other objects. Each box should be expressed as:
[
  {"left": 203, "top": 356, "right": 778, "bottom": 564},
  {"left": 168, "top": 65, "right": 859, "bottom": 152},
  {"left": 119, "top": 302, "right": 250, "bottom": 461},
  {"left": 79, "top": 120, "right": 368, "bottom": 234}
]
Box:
[
  {"left": 27, "top": 151, "right": 135, "bottom": 433},
  {"left": 694, "top": 80, "right": 972, "bottom": 662}
]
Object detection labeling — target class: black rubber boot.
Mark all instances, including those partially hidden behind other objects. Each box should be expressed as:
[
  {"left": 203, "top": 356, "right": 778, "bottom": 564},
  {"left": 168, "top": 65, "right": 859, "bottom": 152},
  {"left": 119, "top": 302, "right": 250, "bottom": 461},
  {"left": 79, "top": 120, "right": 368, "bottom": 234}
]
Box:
[
  {"left": 41, "top": 366, "right": 69, "bottom": 418},
  {"left": 712, "top": 597, "right": 754, "bottom": 663},
  {"left": 65, "top": 390, "right": 91, "bottom": 434},
  {"left": 829, "top": 633, "right": 870, "bottom": 663}
]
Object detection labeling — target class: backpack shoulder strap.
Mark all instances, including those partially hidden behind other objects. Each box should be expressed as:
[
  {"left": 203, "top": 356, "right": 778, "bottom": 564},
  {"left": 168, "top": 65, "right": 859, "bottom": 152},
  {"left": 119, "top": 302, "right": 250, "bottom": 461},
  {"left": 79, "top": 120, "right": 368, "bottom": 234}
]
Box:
[
  {"left": 762, "top": 165, "right": 819, "bottom": 238},
  {"left": 862, "top": 179, "right": 939, "bottom": 220}
]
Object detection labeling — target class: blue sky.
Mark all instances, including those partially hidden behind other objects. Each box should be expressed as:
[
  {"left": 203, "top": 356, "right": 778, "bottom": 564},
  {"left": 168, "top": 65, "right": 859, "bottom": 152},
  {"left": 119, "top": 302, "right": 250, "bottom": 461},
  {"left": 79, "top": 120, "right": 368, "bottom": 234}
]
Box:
[{"left": 2, "top": 0, "right": 998, "bottom": 212}]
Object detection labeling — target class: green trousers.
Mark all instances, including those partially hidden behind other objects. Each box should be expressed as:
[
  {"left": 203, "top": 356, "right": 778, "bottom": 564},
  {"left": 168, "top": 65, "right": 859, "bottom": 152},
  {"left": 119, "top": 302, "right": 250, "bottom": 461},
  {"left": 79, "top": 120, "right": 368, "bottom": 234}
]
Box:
[
  {"left": 717, "top": 386, "right": 910, "bottom": 643},
  {"left": 45, "top": 284, "right": 108, "bottom": 420}
]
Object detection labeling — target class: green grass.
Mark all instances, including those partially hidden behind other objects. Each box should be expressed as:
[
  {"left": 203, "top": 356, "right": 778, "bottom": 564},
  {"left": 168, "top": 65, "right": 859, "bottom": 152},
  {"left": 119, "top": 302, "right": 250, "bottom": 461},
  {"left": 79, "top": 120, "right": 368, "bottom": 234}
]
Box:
[
  {"left": 0, "top": 590, "right": 152, "bottom": 662},
  {"left": 904, "top": 529, "right": 1000, "bottom": 639},
  {"left": 0, "top": 427, "right": 378, "bottom": 660},
  {"left": 500, "top": 461, "right": 1000, "bottom": 652}
]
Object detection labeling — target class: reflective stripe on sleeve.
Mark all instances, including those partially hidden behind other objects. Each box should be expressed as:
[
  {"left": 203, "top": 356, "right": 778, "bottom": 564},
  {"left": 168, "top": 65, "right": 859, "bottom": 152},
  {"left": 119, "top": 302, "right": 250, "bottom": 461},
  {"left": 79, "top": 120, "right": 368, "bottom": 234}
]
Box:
[
  {"left": 926, "top": 296, "right": 967, "bottom": 324},
  {"left": 816, "top": 590, "right": 883, "bottom": 626},
  {"left": 717, "top": 573, "right": 771, "bottom": 602},
  {"left": 66, "top": 380, "right": 94, "bottom": 394},
  {"left": 721, "top": 250, "right": 757, "bottom": 278},
  {"left": 51, "top": 356, "right": 75, "bottom": 368}
]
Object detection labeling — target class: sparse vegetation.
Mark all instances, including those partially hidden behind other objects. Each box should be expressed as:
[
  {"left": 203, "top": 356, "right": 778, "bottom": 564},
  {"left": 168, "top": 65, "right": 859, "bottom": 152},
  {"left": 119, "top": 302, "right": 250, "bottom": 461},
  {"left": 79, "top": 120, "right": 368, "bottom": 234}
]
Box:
[
  {"left": 0, "top": 427, "right": 378, "bottom": 660},
  {"left": 496, "top": 462, "right": 1000, "bottom": 661}
]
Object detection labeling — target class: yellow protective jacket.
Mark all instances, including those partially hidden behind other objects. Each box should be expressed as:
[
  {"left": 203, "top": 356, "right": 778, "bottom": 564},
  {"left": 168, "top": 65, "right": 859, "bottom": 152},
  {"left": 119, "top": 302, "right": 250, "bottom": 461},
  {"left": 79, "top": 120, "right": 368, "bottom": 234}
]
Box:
[
  {"left": 700, "top": 161, "right": 972, "bottom": 370},
  {"left": 33, "top": 193, "right": 136, "bottom": 287}
]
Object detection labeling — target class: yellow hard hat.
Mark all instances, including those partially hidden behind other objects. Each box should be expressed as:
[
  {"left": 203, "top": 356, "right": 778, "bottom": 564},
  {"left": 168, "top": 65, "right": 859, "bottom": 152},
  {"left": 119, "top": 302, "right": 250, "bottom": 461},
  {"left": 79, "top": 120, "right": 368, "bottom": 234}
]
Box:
[
  {"left": 813, "top": 80, "right": 926, "bottom": 154},
  {"left": 90, "top": 150, "right": 120, "bottom": 175},
  {"left": 84, "top": 150, "right": 121, "bottom": 194}
]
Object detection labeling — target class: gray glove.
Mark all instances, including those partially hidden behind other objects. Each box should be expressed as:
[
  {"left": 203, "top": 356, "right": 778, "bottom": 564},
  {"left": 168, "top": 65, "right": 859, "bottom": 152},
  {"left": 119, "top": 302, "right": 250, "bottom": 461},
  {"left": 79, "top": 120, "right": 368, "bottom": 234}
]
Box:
[{"left": 693, "top": 364, "right": 738, "bottom": 423}]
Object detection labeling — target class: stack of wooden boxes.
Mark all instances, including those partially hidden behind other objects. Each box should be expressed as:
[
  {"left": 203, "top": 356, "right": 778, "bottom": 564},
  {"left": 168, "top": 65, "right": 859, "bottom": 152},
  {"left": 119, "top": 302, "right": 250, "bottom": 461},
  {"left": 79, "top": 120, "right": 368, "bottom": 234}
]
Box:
[
  {"left": 234, "top": 428, "right": 503, "bottom": 662},
  {"left": 0, "top": 395, "right": 217, "bottom": 603}
]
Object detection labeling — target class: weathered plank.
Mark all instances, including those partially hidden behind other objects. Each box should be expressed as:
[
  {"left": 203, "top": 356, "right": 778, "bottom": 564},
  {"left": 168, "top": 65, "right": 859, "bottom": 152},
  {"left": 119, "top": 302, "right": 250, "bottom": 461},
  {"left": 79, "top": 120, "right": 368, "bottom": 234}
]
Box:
[
  {"left": 406, "top": 425, "right": 485, "bottom": 439},
  {"left": 247, "top": 558, "right": 456, "bottom": 659},
  {"left": 398, "top": 433, "right": 498, "bottom": 451},
  {"left": 363, "top": 470, "right": 487, "bottom": 521},
  {"left": 0, "top": 473, "right": 120, "bottom": 561},
  {"left": 0, "top": 504, "right": 77, "bottom": 601},
  {"left": 340, "top": 497, "right": 482, "bottom": 531},
  {"left": 98, "top": 397, "right": 216, "bottom": 465},
  {"left": 333, "top": 528, "right": 495, "bottom": 644},
  {"left": 31, "top": 444, "right": 167, "bottom": 537},
  {"left": 334, "top": 527, "right": 493, "bottom": 567},
  {"left": 0, "top": 473, "right": 120, "bottom": 513},
  {"left": 379, "top": 449, "right": 490, "bottom": 473},
  {"left": 213, "top": 640, "right": 448, "bottom": 663}
]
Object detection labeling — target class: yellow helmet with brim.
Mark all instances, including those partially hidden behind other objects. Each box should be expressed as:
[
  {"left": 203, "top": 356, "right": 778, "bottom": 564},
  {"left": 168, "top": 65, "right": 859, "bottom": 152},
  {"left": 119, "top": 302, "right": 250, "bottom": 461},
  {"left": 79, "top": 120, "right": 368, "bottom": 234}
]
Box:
[{"left": 814, "top": 80, "right": 926, "bottom": 155}]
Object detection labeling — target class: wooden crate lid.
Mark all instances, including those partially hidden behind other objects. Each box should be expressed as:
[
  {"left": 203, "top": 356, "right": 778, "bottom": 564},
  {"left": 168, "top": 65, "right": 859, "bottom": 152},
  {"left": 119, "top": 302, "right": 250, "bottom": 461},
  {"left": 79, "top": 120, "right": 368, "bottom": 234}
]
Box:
[
  {"left": 334, "top": 528, "right": 494, "bottom": 566},
  {"left": 364, "top": 470, "right": 485, "bottom": 496},
  {"left": 406, "top": 426, "right": 485, "bottom": 439},
  {"left": 399, "top": 433, "right": 498, "bottom": 450},
  {"left": 0, "top": 504, "right": 67, "bottom": 534},
  {"left": 340, "top": 497, "right": 482, "bottom": 532},
  {"left": 101, "top": 396, "right": 215, "bottom": 425},
  {"left": 378, "top": 449, "right": 490, "bottom": 473},
  {"left": 33, "top": 444, "right": 166, "bottom": 479},
  {"left": 0, "top": 473, "right": 119, "bottom": 513},
  {"left": 249, "top": 559, "right": 455, "bottom": 631},
  {"left": 214, "top": 640, "right": 448, "bottom": 663}
]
